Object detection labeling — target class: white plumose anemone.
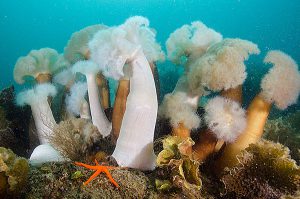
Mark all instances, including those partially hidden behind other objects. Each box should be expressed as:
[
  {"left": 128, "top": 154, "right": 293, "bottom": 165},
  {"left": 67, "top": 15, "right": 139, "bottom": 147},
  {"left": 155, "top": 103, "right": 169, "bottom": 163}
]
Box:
[
  {"left": 261, "top": 50, "right": 300, "bottom": 110},
  {"left": 14, "top": 48, "right": 69, "bottom": 84},
  {"left": 205, "top": 96, "right": 247, "bottom": 143},
  {"left": 89, "top": 16, "right": 165, "bottom": 81},
  {"left": 166, "top": 21, "right": 222, "bottom": 66},
  {"left": 188, "top": 39, "right": 260, "bottom": 94},
  {"left": 64, "top": 24, "right": 107, "bottom": 64},
  {"left": 159, "top": 91, "right": 201, "bottom": 130},
  {"left": 52, "top": 68, "right": 74, "bottom": 87}
]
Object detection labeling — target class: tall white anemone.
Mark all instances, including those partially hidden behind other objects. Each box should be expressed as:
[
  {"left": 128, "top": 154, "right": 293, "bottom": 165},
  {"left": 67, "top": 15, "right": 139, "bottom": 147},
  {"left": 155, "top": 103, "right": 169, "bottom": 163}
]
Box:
[
  {"left": 17, "top": 83, "right": 57, "bottom": 143},
  {"left": 72, "top": 61, "right": 111, "bottom": 137},
  {"left": 89, "top": 16, "right": 162, "bottom": 170},
  {"left": 16, "top": 83, "right": 64, "bottom": 165}
]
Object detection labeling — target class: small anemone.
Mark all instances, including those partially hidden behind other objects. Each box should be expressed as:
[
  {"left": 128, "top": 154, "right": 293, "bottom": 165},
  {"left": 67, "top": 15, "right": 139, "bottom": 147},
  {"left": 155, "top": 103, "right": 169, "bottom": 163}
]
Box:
[
  {"left": 14, "top": 48, "right": 69, "bottom": 84},
  {"left": 158, "top": 92, "right": 201, "bottom": 130},
  {"left": 221, "top": 140, "right": 300, "bottom": 199},
  {"left": 204, "top": 96, "right": 247, "bottom": 143}
]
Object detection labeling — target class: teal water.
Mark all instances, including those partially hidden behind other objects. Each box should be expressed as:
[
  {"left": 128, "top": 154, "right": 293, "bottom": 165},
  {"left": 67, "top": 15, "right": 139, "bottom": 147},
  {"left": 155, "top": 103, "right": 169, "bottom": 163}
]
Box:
[{"left": 0, "top": 0, "right": 299, "bottom": 112}]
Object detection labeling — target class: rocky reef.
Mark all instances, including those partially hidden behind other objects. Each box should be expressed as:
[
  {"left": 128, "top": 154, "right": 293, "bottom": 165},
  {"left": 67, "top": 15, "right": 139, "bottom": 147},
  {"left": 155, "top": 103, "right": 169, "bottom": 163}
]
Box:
[
  {"left": 26, "top": 162, "right": 158, "bottom": 199},
  {"left": 0, "top": 86, "right": 30, "bottom": 157}
]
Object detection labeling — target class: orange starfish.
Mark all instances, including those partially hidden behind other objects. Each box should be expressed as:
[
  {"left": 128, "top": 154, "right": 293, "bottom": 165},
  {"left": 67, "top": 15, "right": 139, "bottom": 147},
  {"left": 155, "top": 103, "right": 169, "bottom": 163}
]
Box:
[{"left": 74, "top": 159, "right": 119, "bottom": 188}]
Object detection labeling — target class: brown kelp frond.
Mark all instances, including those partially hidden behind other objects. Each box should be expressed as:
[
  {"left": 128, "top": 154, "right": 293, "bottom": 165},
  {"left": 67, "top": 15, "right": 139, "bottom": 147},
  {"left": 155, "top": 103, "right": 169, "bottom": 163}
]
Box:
[
  {"left": 156, "top": 136, "right": 202, "bottom": 198},
  {"left": 221, "top": 140, "right": 300, "bottom": 199},
  {"left": 48, "top": 118, "right": 102, "bottom": 161}
]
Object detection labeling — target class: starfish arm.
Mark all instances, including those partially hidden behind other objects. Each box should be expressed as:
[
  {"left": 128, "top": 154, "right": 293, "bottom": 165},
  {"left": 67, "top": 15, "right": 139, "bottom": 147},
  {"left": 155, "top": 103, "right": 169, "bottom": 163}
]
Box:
[
  {"left": 75, "top": 162, "right": 98, "bottom": 170},
  {"left": 83, "top": 169, "right": 102, "bottom": 185},
  {"left": 103, "top": 169, "right": 119, "bottom": 188},
  {"left": 94, "top": 159, "right": 100, "bottom": 165}
]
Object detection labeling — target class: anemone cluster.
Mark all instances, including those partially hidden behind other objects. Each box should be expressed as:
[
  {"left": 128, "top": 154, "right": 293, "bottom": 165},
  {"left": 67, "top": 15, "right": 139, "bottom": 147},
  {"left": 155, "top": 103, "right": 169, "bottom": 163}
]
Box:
[{"left": 9, "top": 15, "right": 300, "bottom": 198}]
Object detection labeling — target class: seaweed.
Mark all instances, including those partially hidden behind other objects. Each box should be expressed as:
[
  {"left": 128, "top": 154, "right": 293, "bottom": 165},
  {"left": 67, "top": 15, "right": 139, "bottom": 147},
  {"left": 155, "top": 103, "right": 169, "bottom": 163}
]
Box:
[
  {"left": 0, "top": 147, "right": 29, "bottom": 198},
  {"left": 48, "top": 118, "right": 106, "bottom": 162},
  {"left": 156, "top": 136, "right": 202, "bottom": 198},
  {"left": 264, "top": 111, "right": 300, "bottom": 163},
  {"left": 221, "top": 140, "right": 300, "bottom": 199}
]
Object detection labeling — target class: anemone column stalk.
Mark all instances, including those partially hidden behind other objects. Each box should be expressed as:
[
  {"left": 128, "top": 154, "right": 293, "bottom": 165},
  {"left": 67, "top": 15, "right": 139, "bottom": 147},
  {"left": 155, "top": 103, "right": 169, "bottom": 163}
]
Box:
[
  {"left": 112, "top": 49, "right": 157, "bottom": 170},
  {"left": 86, "top": 73, "right": 112, "bottom": 137}
]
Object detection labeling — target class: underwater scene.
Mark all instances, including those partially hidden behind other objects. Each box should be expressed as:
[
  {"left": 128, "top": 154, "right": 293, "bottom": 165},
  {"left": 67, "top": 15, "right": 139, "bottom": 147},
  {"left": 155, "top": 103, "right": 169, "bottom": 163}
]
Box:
[{"left": 0, "top": 0, "right": 300, "bottom": 198}]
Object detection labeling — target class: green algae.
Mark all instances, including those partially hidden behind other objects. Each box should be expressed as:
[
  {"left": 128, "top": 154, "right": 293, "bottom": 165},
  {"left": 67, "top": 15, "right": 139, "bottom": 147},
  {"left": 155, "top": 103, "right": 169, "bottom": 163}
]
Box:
[{"left": 156, "top": 136, "right": 202, "bottom": 198}]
